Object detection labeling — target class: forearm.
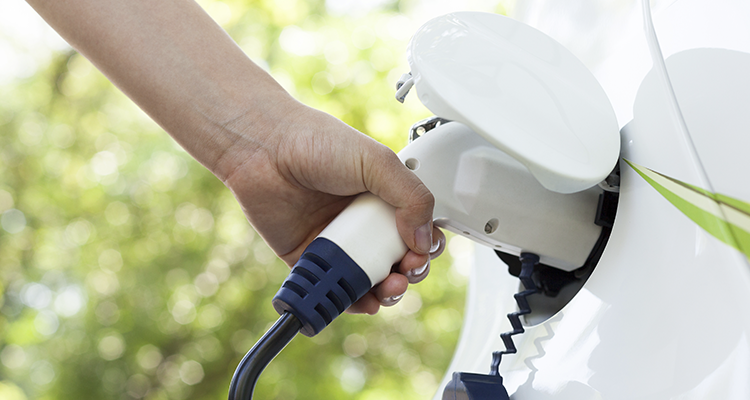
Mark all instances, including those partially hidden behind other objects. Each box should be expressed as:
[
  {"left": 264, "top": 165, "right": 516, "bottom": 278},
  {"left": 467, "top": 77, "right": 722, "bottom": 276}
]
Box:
[{"left": 27, "top": 0, "right": 294, "bottom": 179}]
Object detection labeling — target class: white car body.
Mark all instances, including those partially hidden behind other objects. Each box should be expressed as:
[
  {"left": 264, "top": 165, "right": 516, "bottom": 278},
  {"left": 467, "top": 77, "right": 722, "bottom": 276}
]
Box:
[{"left": 433, "top": 0, "right": 750, "bottom": 398}]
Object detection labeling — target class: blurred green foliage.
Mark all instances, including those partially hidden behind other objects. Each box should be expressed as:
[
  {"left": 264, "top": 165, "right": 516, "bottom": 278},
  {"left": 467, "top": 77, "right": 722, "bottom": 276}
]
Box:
[{"left": 0, "top": 0, "right": 507, "bottom": 399}]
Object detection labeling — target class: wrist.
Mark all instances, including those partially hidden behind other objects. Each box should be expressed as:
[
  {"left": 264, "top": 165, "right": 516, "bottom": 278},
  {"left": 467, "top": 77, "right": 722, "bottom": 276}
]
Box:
[{"left": 196, "top": 86, "right": 302, "bottom": 183}]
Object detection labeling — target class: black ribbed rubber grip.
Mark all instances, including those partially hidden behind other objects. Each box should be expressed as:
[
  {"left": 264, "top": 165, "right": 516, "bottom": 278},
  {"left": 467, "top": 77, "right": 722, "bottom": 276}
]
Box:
[{"left": 272, "top": 237, "right": 372, "bottom": 337}]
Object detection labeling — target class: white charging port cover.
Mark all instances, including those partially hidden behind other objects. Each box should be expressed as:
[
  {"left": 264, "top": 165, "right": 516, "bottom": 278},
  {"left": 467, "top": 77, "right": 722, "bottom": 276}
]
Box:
[{"left": 407, "top": 12, "right": 620, "bottom": 193}]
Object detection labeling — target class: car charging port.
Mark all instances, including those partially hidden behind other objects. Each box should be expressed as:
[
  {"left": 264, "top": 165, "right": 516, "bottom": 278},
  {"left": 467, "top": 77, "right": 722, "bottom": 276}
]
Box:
[{"left": 495, "top": 168, "right": 620, "bottom": 326}]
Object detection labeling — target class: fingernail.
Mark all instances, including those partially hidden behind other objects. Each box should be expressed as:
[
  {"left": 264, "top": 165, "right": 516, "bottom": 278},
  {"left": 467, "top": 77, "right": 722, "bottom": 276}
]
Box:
[
  {"left": 415, "top": 222, "right": 432, "bottom": 254},
  {"left": 382, "top": 292, "right": 404, "bottom": 306},
  {"left": 430, "top": 236, "right": 440, "bottom": 253},
  {"left": 406, "top": 260, "right": 430, "bottom": 283}
]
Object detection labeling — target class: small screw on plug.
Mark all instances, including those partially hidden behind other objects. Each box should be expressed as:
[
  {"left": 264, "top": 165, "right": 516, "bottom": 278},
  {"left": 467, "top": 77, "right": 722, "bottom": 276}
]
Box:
[{"left": 484, "top": 218, "right": 498, "bottom": 234}]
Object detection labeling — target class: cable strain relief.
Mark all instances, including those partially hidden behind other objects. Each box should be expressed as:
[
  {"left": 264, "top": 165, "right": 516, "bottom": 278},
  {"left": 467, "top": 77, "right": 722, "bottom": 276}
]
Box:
[{"left": 272, "top": 237, "right": 372, "bottom": 337}]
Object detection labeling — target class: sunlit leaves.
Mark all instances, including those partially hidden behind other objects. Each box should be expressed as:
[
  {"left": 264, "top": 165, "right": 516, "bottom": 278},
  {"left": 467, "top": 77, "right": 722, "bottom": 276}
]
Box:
[{"left": 0, "top": 0, "right": 511, "bottom": 399}]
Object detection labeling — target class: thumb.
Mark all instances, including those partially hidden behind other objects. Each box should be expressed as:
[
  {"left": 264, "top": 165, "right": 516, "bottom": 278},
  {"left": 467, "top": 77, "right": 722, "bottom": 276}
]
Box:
[{"left": 361, "top": 141, "right": 435, "bottom": 255}]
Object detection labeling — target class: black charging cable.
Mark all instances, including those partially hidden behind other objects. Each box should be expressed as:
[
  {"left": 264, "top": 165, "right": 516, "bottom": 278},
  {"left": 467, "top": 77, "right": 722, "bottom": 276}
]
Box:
[
  {"left": 490, "top": 252, "right": 539, "bottom": 375},
  {"left": 227, "top": 312, "right": 302, "bottom": 400},
  {"left": 226, "top": 236, "right": 400, "bottom": 399}
]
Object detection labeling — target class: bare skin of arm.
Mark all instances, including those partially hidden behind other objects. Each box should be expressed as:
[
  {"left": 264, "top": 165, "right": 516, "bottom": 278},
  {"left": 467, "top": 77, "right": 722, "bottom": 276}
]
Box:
[{"left": 26, "top": 0, "right": 444, "bottom": 314}]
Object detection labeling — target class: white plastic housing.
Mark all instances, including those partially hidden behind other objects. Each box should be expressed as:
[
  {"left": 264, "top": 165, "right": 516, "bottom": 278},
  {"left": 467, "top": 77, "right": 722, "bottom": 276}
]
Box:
[
  {"left": 407, "top": 12, "right": 620, "bottom": 194},
  {"left": 400, "top": 122, "right": 602, "bottom": 271},
  {"left": 318, "top": 193, "right": 408, "bottom": 286},
  {"left": 318, "top": 122, "right": 602, "bottom": 275}
]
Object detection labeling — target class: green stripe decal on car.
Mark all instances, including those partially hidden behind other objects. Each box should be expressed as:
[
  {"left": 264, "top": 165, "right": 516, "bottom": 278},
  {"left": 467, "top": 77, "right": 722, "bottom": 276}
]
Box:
[{"left": 625, "top": 159, "right": 750, "bottom": 260}]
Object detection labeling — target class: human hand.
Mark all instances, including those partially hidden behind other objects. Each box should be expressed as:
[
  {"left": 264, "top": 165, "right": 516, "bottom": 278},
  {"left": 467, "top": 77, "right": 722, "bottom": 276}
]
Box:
[
  {"left": 219, "top": 98, "right": 445, "bottom": 314},
  {"left": 25, "top": 0, "right": 443, "bottom": 314}
]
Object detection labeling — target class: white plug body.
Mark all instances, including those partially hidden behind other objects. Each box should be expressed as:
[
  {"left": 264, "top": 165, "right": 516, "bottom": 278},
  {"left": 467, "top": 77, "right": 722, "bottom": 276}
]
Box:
[
  {"left": 317, "top": 193, "right": 408, "bottom": 286},
  {"left": 401, "top": 122, "right": 603, "bottom": 271}
]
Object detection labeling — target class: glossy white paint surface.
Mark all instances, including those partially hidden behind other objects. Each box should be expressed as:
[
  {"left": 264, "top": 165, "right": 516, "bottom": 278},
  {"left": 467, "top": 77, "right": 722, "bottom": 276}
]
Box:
[
  {"left": 435, "top": 0, "right": 750, "bottom": 399},
  {"left": 407, "top": 12, "right": 620, "bottom": 194},
  {"left": 664, "top": 48, "right": 750, "bottom": 233}
]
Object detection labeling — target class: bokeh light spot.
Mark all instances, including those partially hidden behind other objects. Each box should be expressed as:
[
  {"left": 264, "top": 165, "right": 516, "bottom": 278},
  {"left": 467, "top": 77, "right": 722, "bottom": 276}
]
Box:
[
  {"left": 324, "top": 40, "right": 349, "bottom": 65},
  {"left": 179, "top": 360, "right": 204, "bottom": 385},
  {"left": 0, "top": 380, "right": 28, "bottom": 400},
  {"left": 1, "top": 209, "right": 26, "bottom": 234},
  {"left": 29, "top": 360, "right": 55, "bottom": 386},
  {"left": 34, "top": 310, "right": 59, "bottom": 336},
  {"left": 136, "top": 344, "right": 163, "bottom": 371},
  {"left": 343, "top": 333, "right": 368, "bottom": 357},
  {"left": 279, "top": 26, "right": 318, "bottom": 56},
  {"left": 54, "top": 285, "right": 86, "bottom": 317},
  {"left": 21, "top": 282, "right": 52, "bottom": 309},
  {"left": 194, "top": 272, "right": 219, "bottom": 297},
  {"left": 197, "top": 303, "right": 224, "bottom": 330},
  {"left": 104, "top": 201, "right": 131, "bottom": 226},
  {"left": 125, "top": 373, "right": 151, "bottom": 399},
  {"left": 99, "top": 249, "right": 123, "bottom": 272},
  {"left": 0, "top": 345, "right": 27, "bottom": 369},
  {"left": 170, "top": 300, "right": 196, "bottom": 325},
  {"left": 98, "top": 333, "right": 126, "bottom": 360},
  {"left": 95, "top": 301, "right": 120, "bottom": 326}
]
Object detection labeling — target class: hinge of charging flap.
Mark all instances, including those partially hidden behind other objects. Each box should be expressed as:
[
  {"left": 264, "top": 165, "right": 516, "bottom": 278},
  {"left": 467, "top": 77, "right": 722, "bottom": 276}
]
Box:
[
  {"left": 409, "top": 116, "right": 452, "bottom": 142},
  {"left": 598, "top": 163, "right": 621, "bottom": 193},
  {"left": 395, "top": 72, "right": 414, "bottom": 103}
]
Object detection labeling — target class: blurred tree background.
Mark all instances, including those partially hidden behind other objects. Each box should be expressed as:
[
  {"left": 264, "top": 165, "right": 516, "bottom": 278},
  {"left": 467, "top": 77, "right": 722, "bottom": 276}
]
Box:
[{"left": 0, "top": 0, "right": 511, "bottom": 399}]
